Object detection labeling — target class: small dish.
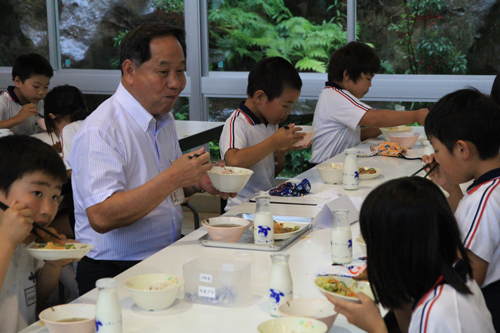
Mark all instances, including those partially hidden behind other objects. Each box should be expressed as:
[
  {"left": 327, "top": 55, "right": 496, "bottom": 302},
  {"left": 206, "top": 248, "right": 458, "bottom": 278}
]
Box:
[
  {"left": 27, "top": 243, "right": 94, "bottom": 261},
  {"left": 315, "top": 275, "right": 374, "bottom": 303},
  {"left": 249, "top": 221, "right": 304, "bottom": 240},
  {"left": 358, "top": 167, "right": 382, "bottom": 180}
]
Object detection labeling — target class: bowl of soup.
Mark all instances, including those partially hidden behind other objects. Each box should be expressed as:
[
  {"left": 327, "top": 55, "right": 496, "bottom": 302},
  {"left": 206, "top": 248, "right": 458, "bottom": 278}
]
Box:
[
  {"left": 39, "top": 303, "right": 95, "bottom": 333},
  {"left": 292, "top": 125, "right": 316, "bottom": 148},
  {"left": 201, "top": 216, "right": 250, "bottom": 242}
]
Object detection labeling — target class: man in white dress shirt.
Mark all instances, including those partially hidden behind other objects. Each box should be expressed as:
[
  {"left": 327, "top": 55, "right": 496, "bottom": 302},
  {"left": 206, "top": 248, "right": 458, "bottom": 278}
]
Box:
[{"left": 68, "top": 23, "right": 233, "bottom": 295}]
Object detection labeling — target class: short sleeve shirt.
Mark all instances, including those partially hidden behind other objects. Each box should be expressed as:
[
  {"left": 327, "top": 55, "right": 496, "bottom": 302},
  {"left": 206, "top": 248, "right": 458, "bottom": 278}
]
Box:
[
  {"left": 219, "top": 102, "right": 278, "bottom": 211},
  {"left": 311, "top": 82, "right": 370, "bottom": 164},
  {"left": 0, "top": 244, "right": 44, "bottom": 332},
  {"left": 455, "top": 168, "right": 500, "bottom": 288},
  {"left": 0, "top": 86, "right": 44, "bottom": 135}
]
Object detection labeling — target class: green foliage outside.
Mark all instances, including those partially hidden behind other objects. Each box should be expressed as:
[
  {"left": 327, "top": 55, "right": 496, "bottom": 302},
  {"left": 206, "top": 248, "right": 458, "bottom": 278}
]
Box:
[{"left": 388, "top": 0, "right": 467, "bottom": 74}]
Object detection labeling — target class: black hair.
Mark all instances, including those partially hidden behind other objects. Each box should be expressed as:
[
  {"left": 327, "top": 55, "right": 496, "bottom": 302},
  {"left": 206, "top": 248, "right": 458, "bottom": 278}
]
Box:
[
  {"left": 0, "top": 135, "right": 67, "bottom": 195},
  {"left": 246, "top": 57, "right": 302, "bottom": 101},
  {"left": 327, "top": 41, "right": 380, "bottom": 83},
  {"left": 11, "top": 53, "right": 53, "bottom": 82},
  {"left": 491, "top": 73, "right": 500, "bottom": 106},
  {"left": 119, "top": 22, "right": 186, "bottom": 76},
  {"left": 360, "top": 177, "right": 472, "bottom": 309},
  {"left": 44, "top": 85, "right": 89, "bottom": 136},
  {"left": 425, "top": 88, "right": 500, "bottom": 160}
]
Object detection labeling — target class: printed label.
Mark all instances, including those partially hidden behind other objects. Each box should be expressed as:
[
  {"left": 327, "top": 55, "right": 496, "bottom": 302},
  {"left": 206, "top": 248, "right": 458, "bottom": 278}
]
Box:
[
  {"left": 198, "top": 285, "right": 216, "bottom": 298},
  {"left": 200, "top": 274, "right": 212, "bottom": 283}
]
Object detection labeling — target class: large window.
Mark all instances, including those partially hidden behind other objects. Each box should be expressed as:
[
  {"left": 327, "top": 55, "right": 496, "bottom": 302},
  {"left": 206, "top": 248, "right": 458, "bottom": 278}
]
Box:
[{"left": 0, "top": 0, "right": 49, "bottom": 66}]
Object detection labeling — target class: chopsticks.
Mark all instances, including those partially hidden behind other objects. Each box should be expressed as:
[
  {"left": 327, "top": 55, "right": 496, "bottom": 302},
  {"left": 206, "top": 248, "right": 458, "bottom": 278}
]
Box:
[
  {"left": 0, "top": 200, "right": 61, "bottom": 240},
  {"left": 37, "top": 113, "right": 44, "bottom": 118},
  {"left": 397, "top": 153, "right": 422, "bottom": 161},
  {"left": 410, "top": 163, "right": 438, "bottom": 178},
  {"left": 188, "top": 153, "right": 201, "bottom": 159}
]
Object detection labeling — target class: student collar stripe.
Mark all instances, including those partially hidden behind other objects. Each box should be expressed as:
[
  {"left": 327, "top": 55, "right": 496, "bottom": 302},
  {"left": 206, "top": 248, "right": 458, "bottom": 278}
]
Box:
[
  {"left": 229, "top": 110, "right": 240, "bottom": 148},
  {"left": 237, "top": 101, "right": 262, "bottom": 125},
  {"left": 463, "top": 178, "right": 500, "bottom": 248},
  {"left": 324, "top": 81, "right": 369, "bottom": 111},
  {"left": 6, "top": 86, "right": 20, "bottom": 104},
  {"left": 467, "top": 167, "right": 500, "bottom": 194}
]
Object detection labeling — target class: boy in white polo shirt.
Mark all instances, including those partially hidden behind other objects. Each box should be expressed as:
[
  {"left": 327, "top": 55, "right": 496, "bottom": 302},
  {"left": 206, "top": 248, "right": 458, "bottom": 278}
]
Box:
[
  {"left": 423, "top": 88, "right": 500, "bottom": 331},
  {"left": 219, "top": 57, "right": 307, "bottom": 211},
  {"left": 311, "top": 42, "right": 428, "bottom": 164}
]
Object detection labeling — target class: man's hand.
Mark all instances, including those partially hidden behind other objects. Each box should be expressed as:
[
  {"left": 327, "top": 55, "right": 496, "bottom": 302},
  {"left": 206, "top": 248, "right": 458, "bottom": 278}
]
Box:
[
  {"left": 196, "top": 173, "right": 237, "bottom": 200},
  {"left": 15, "top": 103, "right": 39, "bottom": 122},
  {"left": 0, "top": 201, "right": 34, "bottom": 248},
  {"left": 169, "top": 147, "right": 213, "bottom": 189}
]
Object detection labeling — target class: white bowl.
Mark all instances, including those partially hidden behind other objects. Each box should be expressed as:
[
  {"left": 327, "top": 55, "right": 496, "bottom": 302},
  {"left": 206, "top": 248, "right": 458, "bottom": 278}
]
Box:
[
  {"left": 202, "top": 216, "right": 250, "bottom": 242},
  {"left": 207, "top": 166, "right": 253, "bottom": 192},
  {"left": 315, "top": 275, "right": 374, "bottom": 303},
  {"left": 124, "top": 274, "right": 184, "bottom": 311},
  {"left": 258, "top": 317, "right": 328, "bottom": 333},
  {"left": 278, "top": 298, "right": 338, "bottom": 331},
  {"left": 316, "top": 163, "right": 343, "bottom": 184},
  {"left": 39, "top": 303, "right": 95, "bottom": 333},
  {"left": 293, "top": 125, "right": 316, "bottom": 147},
  {"left": 380, "top": 126, "right": 412, "bottom": 141},
  {"left": 388, "top": 132, "right": 420, "bottom": 148},
  {"left": 356, "top": 236, "right": 366, "bottom": 256}
]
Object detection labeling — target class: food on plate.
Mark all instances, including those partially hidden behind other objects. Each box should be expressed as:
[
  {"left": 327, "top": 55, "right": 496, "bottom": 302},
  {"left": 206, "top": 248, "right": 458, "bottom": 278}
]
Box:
[
  {"left": 274, "top": 221, "right": 300, "bottom": 234},
  {"left": 211, "top": 167, "right": 250, "bottom": 175},
  {"left": 359, "top": 167, "right": 377, "bottom": 175},
  {"left": 32, "top": 242, "right": 79, "bottom": 250},
  {"left": 315, "top": 276, "right": 357, "bottom": 297},
  {"left": 57, "top": 318, "right": 89, "bottom": 323}
]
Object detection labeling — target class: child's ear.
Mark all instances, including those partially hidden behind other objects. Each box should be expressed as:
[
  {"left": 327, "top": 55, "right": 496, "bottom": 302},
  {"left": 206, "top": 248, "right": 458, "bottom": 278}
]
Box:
[
  {"left": 343, "top": 70, "right": 350, "bottom": 82},
  {"left": 48, "top": 113, "right": 56, "bottom": 120},
  {"left": 456, "top": 140, "right": 471, "bottom": 160},
  {"left": 253, "top": 90, "right": 266, "bottom": 104},
  {"left": 13, "top": 76, "right": 22, "bottom": 87}
]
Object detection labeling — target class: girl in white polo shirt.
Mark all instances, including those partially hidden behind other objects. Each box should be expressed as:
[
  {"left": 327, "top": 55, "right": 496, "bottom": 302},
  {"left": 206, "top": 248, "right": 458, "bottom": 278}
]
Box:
[{"left": 327, "top": 177, "right": 494, "bottom": 333}]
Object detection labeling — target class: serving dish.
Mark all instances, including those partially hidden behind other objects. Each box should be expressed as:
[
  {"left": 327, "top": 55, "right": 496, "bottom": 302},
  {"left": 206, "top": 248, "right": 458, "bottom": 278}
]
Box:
[
  {"left": 27, "top": 243, "right": 93, "bottom": 261},
  {"left": 358, "top": 167, "right": 382, "bottom": 180},
  {"left": 315, "top": 275, "right": 374, "bottom": 303}
]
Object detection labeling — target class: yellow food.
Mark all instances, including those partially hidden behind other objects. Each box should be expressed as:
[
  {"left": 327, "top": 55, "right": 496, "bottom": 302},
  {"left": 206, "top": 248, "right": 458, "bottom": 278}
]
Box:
[
  {"left": 274, "top": 221, "right": 300, "bottom": 234},
  {"left": 359, "top": 167, "right": 377, "bottom": 175},
  {"left": 33, "top": 242, "right": 76, "bottom": 250},
  {"left": 315, "top": 276, "right": 357, "bottom": 297}
]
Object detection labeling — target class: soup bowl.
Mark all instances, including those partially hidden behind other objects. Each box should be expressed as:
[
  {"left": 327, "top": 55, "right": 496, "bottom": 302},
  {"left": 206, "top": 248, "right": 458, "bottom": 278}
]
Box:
[
  {"left": 39, "top": 303, "right": 96, "bottom": 333},
  {"left": 202, "top": 216, "right": 250, "bottom": 242}
]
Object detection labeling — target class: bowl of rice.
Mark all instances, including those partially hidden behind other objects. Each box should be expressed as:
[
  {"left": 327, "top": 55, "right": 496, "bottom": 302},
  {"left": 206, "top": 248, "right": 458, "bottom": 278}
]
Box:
[
  {"left": 124, "top": 274, "right": 185, "bottom": 311},
  {"left": 316, "top": 163, "right": 343, "bottom": 184},
  {"left": 207, "top": 166, "right": 254, "bottom": 192}
]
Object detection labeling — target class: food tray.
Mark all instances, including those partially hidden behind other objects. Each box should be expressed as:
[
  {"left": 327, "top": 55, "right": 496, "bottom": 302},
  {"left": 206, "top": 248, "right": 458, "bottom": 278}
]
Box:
[{"left": 199, "top": 214, "right": 313, "bottom": 251}]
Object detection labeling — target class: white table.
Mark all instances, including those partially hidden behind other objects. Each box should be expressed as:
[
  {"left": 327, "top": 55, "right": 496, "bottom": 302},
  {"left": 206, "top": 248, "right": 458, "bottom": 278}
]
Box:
[
  {"left": 176, "top": 120, "right": 224, "bottom": 151},
  {"left": 21, "top": 132, "right": 429, "bottom": 333}
]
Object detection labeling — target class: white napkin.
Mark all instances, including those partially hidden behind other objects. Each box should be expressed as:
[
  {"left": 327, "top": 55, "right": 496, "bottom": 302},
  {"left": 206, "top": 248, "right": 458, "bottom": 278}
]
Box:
[
  {"left": 313, "top": 195, "right": 361, "bottom": 229},
  {"left": 311, "top": 188, "right": 343, "bottom": 201}
]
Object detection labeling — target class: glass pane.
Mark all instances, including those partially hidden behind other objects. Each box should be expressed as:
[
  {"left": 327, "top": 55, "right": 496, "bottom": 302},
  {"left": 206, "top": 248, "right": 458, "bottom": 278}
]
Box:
[
  {"left": 357, "top": 1, "right": 499, "bottom": 75},
  {"left": 60, "top": 0, "right": 185, "bottom": 69},
  {"left": 208, "top": 0, "right": 347, "bottom": 72},
  {"left": 208, "top": 97, "right": 316, "bottom": 178},
  {"left": 84, "top": 94, "right": 189, "bottom": 120},
  {"left": 0, "top": 0, "right": 49, "bottom": 66}
]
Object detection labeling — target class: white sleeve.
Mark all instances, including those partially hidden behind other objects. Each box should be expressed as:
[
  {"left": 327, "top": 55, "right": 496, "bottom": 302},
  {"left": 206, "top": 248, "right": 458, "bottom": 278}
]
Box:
[{"left": 219, "top": 111, "right": 250, "bottom": 159}]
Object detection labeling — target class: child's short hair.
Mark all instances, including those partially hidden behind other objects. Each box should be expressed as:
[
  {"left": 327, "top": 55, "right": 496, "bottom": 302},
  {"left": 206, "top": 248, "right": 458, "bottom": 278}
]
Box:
[
  {"left": 327, "top": 41, "right": 380, "bottom": 83},
  {"left": 44, "top": 85, "right": 89, "bottom": 136},
  {"left": 491, "top": 73, "right": 500, "bottom": 105},
  {"left": 11, "top": 54, "right": 53, "bottom": 82},
  {"left": 425, "top": 88, "right": 500, "bottom": 160},
  {"left": 360, "top": 177, "right": 471, "bottom": 309},
  {"left": 119, "top": 22, "right": 186, "bottom": 76},
  {"left": 246, "top": 57, "right": 302, "bottom": 101},
  {"left": 0, "top": 136, "right": 67, "bottom": 195}
]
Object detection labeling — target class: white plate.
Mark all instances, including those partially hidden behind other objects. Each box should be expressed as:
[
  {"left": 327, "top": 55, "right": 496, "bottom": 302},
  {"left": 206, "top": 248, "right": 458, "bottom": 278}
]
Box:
[
  {"left": 27, "top": 243, "right": 94, "bottom": 261},
  {"left": 250, "top": 222, "right": 303, "bottom": 240},
  {"left": 359, "top": 167, "right": 382, "bottom": 180},
  {"left": 315, "top": 275, "right": 374, "bottom": 303}
]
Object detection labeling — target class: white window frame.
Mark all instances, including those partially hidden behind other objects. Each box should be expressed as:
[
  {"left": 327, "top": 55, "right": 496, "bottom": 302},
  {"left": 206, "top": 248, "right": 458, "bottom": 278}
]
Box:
[{"left": 0, "top": 0, "right": 496, "bottom": 116}]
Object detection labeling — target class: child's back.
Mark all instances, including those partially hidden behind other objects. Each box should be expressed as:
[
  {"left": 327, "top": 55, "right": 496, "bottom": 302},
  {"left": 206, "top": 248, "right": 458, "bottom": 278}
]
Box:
[{"left": 311, "top": 42, "right": 428, "bottom": 164}]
